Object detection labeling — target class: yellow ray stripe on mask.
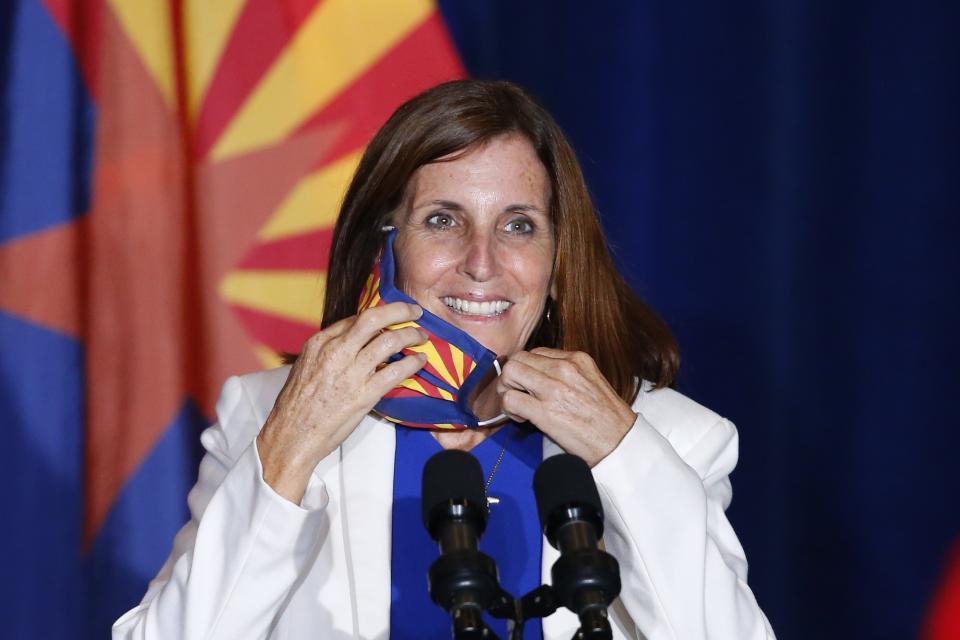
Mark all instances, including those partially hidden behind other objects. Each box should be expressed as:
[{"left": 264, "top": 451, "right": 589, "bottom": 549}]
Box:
[
  {"left": 406, "top": 341, "right": 458, "bottom": 389},
  {"left": 438, "top": 388, "right": 454, "bottom": 402},
  {"left": 386, "top": 320, "right": 419, "bottom": 331},
  {"left": 257, "top": 150, "right": 362, "bottom": 241},
  {"left": 369, "top": 291, "right": 382, "bottom": 308},
  {"left": 451, "top": 347, "right": 465, "bottom": 385},
  {"left": 358, "top": 274, "right": 377, "bottom": 310},
  {"left": 210, "top": 0, "right": 433, "bottom": 161},
  {"left": 107, "top": 1, "right": 175, "bottom": 109},
  {"left": 219, "top": 270, "right": 326, "bottom": 325},
  {"left": 399, "top": 378, "right": 428, "bottom": 395},
  {"left": 183, "top": 0, "right": 247, "bottom": 116}
]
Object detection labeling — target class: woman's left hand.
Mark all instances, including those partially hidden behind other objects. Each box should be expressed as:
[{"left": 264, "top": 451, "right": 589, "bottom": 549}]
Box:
[{"left": 496, "top": 347, "right": 638, "bottom": 467}]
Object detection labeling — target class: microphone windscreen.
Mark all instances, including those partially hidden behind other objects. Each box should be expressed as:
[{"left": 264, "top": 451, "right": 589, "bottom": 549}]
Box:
[
  {"left": 421, "top": 449, "right": 486, "bottom": 530},
  {"left": 533, "top": 454, "right": 603, "bottom": 528}
]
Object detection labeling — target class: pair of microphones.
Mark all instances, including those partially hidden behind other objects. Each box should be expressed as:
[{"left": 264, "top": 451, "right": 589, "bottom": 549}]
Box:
[{"left": 422, "top": 450, "right": 622, "bottom": 640}]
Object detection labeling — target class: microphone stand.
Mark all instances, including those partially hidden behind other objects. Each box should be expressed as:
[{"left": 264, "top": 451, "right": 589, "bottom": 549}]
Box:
[{"left": 507, "top": 582, "right": 614, "bottom": 640}]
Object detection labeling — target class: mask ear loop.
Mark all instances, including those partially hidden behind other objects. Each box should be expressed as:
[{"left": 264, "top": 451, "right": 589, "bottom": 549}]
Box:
[{"left": 477, "top": 359, "right": 509, "bottom": 427}]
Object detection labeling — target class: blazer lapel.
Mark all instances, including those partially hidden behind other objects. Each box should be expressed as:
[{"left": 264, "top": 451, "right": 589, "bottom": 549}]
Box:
[{"left": 339, "top": 415, "right": 397, "bottom": 639}]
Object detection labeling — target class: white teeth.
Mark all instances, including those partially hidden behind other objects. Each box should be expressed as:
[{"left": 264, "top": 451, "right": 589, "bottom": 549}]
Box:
[{"left": 441, "top": 297, "right": 512, "bottom": 317}]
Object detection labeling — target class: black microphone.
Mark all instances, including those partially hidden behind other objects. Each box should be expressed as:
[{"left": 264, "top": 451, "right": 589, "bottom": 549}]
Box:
[
  {"left": 422, "top": 450, "right": 504, "bottom": 639},
  {"left": 533, "top": 454, "right": 621, "bottom": 640}
]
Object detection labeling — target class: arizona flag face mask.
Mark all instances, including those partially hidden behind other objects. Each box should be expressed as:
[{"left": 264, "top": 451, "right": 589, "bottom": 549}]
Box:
[{"left": 357, "top": 227, "right": 505, "bottom": 431}]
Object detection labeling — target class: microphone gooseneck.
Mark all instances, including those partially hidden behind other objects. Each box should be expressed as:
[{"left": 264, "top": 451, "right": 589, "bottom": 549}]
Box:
[
  {"left": 422, "top": 450, "right": 506, "bottom": 639},
  {"left": 533, "top": 454, "right": 621, "bottom": 640}
]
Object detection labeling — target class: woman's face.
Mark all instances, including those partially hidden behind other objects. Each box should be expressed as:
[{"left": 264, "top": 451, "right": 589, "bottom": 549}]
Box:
[{"left": 392, "top": 134, "right": 555, "bottom": 358}]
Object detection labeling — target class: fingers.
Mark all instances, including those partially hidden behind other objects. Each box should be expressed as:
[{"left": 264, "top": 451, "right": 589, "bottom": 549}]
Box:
[
  {"left": 357, "top": 326, "right": 428, "bottom": 371},
  {"left": 300, "top": 316, "right": 354, "bottom": 355},
  {"left": 346, "top": 302, "right": 423, "bottom": 349},
  {"left": 511, "top": 350, "right": 587, "bottom": 387},
  {"left": 527, "top": 348, "right": 597, "bottom": 371},
  {"left": 322, "top": 314, "right": 357, "bottom": 337},
  {"left": 498, "top": 357, "right": 555, "bottom": 399},
  {"left": 527, "top": 346, "right": 568, "bottom": 359},
  {"left": 369, "top": 352, "right": 428, "bottom": 395},
  {"left": 500, "top": 388, "right": 542, "bottom": 424}
]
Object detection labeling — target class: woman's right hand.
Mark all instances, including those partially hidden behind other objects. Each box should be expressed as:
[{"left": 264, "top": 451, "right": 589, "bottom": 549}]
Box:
[{"left": 255, "top": 302, "right": 428, "bottom": 503}]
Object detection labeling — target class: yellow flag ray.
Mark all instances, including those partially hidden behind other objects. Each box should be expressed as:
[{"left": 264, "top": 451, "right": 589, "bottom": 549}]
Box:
[
  {"left": 184, "top": 0, "right": 247, "bottom": 117},
  {"left": 253, "top": 343, "right": 286, "bottom": 369},
  {"left": 452, "top": 348, "right": 465, "bottom": 384},
  {"left": 397, "top": 372, "right": 455, "bottom": 402},
  {"left": 210, "top": 0, "right": 433, "bottom": 161},
  {"left": 219, "top": 270, "right": 326, "bottom": 325},
  {"left": 358, "top": 274, "right": 378, "bottom": 310},
  {"left": 406, "top": 341, "right": 458, "bottom": 389},
  {"left": 400, "top": 377, "right": 429, "bottom": 395},
  {"left": 107, "top": 1, "right": 175, "bottom": 109},
  {"left": 257, "top": 150, "right": 362, "bottom": 241}
]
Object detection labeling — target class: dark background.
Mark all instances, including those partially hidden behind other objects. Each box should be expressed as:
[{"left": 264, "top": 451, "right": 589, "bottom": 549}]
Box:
[{"left": 437, "top": 1, "right": 959, "bottom": 638}]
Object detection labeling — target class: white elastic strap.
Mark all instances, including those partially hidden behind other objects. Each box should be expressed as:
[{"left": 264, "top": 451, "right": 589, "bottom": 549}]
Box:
[{"left": 477, "top": 359, "right": 508, "bottom": 427}]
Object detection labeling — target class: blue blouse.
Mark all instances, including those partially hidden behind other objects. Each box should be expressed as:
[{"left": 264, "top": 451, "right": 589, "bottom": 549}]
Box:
[{"left": 390, "top": 424, "right": 544, "bottom": 639}]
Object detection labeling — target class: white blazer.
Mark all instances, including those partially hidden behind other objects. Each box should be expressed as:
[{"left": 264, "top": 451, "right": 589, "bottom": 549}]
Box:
[{"left": 114, "top": 366, "right": 775, "bottom": 639}]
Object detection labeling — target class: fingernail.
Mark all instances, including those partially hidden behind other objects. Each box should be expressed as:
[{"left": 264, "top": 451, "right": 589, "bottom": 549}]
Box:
[
  {"left": 418, "top": 330, "right": 429, "bottom": 342},
  {"left": 411, "top": 304, "right": 423, "bottom": 317}
]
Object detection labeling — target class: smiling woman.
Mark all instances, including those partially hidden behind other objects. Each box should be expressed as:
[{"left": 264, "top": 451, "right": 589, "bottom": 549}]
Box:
[
  {"left": 323, "top": 80, "right": 679, "bottom": 405},
  {"left": 114, "top": 80, "right": 776, "bottom": 640}
]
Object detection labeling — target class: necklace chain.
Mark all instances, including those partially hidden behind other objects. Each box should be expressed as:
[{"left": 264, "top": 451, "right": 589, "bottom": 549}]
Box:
[
  {"left": 485, "top": 439, "right": 508, "bottom": 490},
  {"left": 484, "top": 432, "right": 510, "bottom": 508}
]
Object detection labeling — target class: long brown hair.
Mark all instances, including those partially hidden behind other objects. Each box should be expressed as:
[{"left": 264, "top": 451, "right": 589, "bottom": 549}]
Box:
[{"left": 321, "top": 80, "right": 679, "bottom": 398}]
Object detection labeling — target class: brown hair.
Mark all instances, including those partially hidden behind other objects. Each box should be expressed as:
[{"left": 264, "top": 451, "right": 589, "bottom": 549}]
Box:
[{"left": 321, "top": 79, "right": 679, "bottom": 398}]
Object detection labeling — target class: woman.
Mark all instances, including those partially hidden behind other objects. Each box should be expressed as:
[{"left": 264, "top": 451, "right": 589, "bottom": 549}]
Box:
[{"left": 114, "top": 80, "right": 775, "bottom": 639}]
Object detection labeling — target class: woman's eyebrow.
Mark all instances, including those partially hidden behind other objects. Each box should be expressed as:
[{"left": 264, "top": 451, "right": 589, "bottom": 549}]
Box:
[
  {"left": 413, "top": 199, "right": 463, "bottom": 211},
  {"left": 411, "top": 199, "right": 546, "bottom": 215},
  {"left": 504, "top": 203, "right": 545, "bottom": 214}
]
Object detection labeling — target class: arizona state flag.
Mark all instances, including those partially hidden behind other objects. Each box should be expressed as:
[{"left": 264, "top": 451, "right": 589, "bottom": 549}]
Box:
[{"left": 0, "top": 1, "right": 462, "bottom": 636}]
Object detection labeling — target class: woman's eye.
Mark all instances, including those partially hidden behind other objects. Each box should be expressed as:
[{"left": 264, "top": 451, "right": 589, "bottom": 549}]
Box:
[
  {"left": 504, "top": 218, "right": 534, "bottom": 235},
  {"left": 426, "top": 213, "right": 456, "bottom": 229}
]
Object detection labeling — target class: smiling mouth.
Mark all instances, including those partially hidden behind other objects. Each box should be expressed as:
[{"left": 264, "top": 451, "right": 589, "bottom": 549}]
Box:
[{"left": 441, "top": 296, "right": 512, "bottom": 317}]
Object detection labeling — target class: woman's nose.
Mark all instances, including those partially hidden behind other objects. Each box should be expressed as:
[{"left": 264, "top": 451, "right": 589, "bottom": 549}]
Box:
[{"left": 459, "top": 231, "right": 498, "bottom": 282}]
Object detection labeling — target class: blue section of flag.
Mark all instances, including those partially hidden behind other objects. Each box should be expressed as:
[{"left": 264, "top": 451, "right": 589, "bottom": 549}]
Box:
[
  {"left": 0, "top": 310, "right": 85, "bottom": 638},
  {"left": 0, "top": 1, "right": 97, "bottom": 637},
  {"left": 85, "top": 401, "right": 206, "bottom": 638},
  {"left": 0, "top": 0, "right": 94, "bottom": 242}
]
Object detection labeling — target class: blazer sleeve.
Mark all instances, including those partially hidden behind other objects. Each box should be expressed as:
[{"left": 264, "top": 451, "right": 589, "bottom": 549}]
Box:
[
  {"left": 592, "top": 411, "right": 776, "bottom": 640},
  {"left": 112, "top": 375, "right": 331, "bottom": 640}
]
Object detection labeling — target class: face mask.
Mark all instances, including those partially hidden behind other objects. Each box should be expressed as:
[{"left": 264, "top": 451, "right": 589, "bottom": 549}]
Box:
[{"left": 357, "top": 226, "right": 506, "bottom": 431}]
